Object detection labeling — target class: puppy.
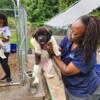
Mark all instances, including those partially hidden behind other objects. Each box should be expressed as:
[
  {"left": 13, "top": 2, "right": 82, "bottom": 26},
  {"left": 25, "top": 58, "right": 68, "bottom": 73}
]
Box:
[{"left": 30, "top": 28, "right": 61, "bottom": 86}]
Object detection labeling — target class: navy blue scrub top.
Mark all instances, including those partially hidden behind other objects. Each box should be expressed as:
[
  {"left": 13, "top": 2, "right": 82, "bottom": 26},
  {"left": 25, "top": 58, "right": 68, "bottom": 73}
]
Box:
[{"left": 59, "top": 36, "right": 100, "bottom": 97}]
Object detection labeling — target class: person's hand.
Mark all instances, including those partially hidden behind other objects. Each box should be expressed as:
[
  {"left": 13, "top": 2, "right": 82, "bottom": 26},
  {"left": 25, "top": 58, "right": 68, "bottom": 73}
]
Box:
[
  {"left": 45, "top": 43, "right": 53, "bottom": 52},
  {"left": 45, "top": 43, "right": 55, "bottom": 58},
  {"left": 2, "top": 36, "right": 9, "bottom": 42}
]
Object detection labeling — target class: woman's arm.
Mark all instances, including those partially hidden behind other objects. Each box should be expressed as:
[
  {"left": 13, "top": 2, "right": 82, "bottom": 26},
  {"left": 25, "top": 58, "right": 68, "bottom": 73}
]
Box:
[
  {"left": 45, "top": 41, "right": 80, "bottom": 76},
  {"left": 2, "top": 36, "right": 10, "bottom": 42},
  {"left": 53, "top": 56, "right": 80, "bottom": 76}
]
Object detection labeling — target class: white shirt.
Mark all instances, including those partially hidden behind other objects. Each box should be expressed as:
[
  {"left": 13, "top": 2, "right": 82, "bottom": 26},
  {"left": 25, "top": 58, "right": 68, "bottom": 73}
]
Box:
[{"left": 0, "top": 26, "right": 11, "bottom": 53}]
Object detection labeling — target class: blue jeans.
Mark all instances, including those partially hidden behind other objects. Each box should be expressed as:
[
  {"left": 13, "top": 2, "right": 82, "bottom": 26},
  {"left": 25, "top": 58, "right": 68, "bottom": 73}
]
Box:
[{"left": 65, "top": 84, "right": 100, "bottom": 100}]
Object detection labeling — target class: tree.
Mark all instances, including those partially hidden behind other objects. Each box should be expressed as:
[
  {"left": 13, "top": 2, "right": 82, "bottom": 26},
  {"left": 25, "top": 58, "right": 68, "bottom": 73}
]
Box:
[
  {"left": 0, "top": 0, "right": 14, "bottom": 16},
  {"left": 21, "top": 0, "right": 59, "bottom": 26},
  {"left": 59, "top": 0, "right": 65, "bottom": 11},
  {"left": 21, "top": 0, "right": 78, "bottom": 27}
]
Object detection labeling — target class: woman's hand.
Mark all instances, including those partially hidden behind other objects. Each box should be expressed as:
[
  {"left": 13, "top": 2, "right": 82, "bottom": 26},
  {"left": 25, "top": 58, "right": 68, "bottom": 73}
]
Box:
[
  {"left": 45, "top": 43, "right": 80, "bottom": 76},
  {"left": 45, "top": 43, "right": 56, "bottom": 58},
  {"left": 45, "top": 43, "right": 53, "bottom": 52}
]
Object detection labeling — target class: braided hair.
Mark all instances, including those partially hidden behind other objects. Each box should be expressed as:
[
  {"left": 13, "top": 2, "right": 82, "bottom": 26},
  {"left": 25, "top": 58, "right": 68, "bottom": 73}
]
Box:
[{"left": 79, "top": 15, "right": 100, "bottom": 63}]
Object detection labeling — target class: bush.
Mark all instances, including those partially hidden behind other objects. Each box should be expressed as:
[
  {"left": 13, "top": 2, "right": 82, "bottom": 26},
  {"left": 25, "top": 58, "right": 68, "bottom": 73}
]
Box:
[{"left": 8, "top": 17, "right": 16, "bottom": 29}]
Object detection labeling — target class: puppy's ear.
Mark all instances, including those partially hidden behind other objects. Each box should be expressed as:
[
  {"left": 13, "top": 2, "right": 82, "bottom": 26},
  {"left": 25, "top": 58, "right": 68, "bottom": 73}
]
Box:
[
  {"left": 32, "top": 31, "right": 38, "bottom": 39},
  {"left": 48, "top": 29, "right": 52, "bottom": 36},
  {"left": 32, "top": 32, "right": 36, "bottom": 38}
]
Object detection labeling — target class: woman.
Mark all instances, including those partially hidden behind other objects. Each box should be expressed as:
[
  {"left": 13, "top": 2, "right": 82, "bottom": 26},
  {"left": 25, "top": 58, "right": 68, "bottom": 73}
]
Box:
[
  {"left": 0, "top": 13, "right": 12, "bottom": 82},
  {"left": 45, "top": 15, "right": 100, "bottom": 100}
]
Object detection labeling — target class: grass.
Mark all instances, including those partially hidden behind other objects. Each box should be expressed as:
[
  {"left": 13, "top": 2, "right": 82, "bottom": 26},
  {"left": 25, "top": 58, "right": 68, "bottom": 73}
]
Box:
[
  {"left": 28, "top": 36, "right": 32, "bottom": 48},
  {"left": 10, "top": 32, "right": 32, "bottom": 48},
  {"left": 10, "top": 32, "right": 17, "bottom": 44}
]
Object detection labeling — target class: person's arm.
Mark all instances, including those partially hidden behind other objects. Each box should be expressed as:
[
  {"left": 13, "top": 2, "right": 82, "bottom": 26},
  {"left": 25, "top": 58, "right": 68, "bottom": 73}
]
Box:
[
  {"left": 52, "top": 56, "right": 80, "bottom": 76},
  {"left": 45, "top": 39, "right": 80, "bottom": 76},
  {"left": 2, "top": 36, "right": 10, "bottom": 42},
  {"left": 2, "top": 27, "right": 11, "bottom": 42}
]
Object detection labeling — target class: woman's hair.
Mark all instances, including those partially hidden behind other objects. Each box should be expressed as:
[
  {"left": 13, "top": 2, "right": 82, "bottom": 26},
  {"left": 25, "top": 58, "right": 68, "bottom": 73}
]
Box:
[
  {"left": 0, "top": 13, "right": 8, "bottom": 26},
  {"left": 80, "top": 15, "right": 100, "bottom": 63}
]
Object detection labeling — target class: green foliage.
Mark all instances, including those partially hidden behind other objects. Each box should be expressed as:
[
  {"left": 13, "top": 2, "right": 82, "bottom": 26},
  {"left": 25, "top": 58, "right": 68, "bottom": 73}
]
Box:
[
  {"left": 21, "top": 0, "right": 59, "bottom": 26},
  {"left": 58, "top": 0, "right": 78, "bottom": 11},
  {"left": 21, "top": 0, "right": 100, "bottom": 28},
  {"left": 8, "top": 17, "right": 16, "bottom": 29},
  {"left": 21, "top": 0, "right": 78, "bottom": 27},
  {"left": 0, "top": 0, "right": 14, "bottom": 16},
  {"left": 10, "top": 32, "right": 17, "bottom": 44},
  {"left": 91, "top": 8, "right": 100, "bottom": 16},
  {"left": 0, "top": 0, "right": 13, "bottom": 9}
]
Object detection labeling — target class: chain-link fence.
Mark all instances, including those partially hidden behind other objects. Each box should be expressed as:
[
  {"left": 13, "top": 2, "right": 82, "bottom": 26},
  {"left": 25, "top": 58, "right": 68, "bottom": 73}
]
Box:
[{"left": 0, "top": 0, "right": 28, "bottom": 86}]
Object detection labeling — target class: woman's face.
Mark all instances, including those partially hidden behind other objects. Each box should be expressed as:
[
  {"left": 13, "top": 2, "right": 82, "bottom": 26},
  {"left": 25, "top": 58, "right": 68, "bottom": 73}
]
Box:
[
  {"left": 0, "top": 19, "right": 4, "bottom": 27},
  {"left": 68, "top": 18, "right": 86, "bottom": 42}
]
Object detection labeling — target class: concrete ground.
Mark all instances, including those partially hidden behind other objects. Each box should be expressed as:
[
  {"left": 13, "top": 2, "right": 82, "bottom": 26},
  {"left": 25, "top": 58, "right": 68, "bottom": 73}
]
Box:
[
  {"left": 0, "top": 54, "right": 50, "bottom": 100},
  {"left": 0, "top": 52, "right": 100, "bottom": 100},
  {"left": 0, "top": 54, "right": 20, "bottom": 85}
]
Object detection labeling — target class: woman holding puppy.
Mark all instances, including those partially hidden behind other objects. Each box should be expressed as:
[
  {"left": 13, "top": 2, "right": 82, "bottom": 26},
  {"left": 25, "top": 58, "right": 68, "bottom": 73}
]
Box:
[{"left": 46, "top": 15, "right": 100, "bottom": 100}]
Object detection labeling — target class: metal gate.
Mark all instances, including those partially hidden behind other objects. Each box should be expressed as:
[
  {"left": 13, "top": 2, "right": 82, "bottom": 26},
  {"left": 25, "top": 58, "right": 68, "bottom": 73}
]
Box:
[
  {"left": 17, "top": 5, "right": 28, "bottom": 84},
  {"left": 0, "top": 0, "right": 28, "bottom": 86}
]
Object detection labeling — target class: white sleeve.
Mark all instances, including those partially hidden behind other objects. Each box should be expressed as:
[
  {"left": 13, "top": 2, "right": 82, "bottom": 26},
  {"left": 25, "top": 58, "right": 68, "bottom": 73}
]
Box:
[{"left": 3, "top": 27, "right": 11, "bottom": 37}]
